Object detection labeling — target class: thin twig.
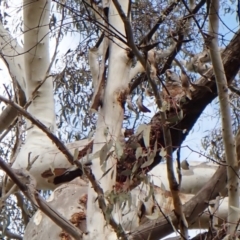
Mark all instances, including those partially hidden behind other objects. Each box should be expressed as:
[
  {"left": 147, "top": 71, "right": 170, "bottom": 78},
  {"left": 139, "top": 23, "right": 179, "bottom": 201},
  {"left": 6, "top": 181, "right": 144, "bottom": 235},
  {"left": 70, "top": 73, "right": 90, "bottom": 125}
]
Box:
[
  {"left": 229, "top": 85, "right": 240, "bottom": 96},
  {"left": 0, "top": 224, "right": 23, "bottom": 240},
  {"left": 139, "top": 0, "right": 181, "bottom": 45}
]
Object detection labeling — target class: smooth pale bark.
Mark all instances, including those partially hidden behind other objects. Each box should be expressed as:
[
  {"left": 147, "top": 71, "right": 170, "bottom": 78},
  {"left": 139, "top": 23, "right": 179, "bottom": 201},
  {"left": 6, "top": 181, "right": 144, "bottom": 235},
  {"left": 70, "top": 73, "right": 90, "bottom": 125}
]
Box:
[
  {"left": 149, "top": 161, "right": 221, "bottom": 194},
  {"left": 85, "top": 1, "right": 131, "bottom": 239},
  {"left": 0, "top": 23, "right": 27, "bottom": 132},
  {"left": 0, "top": 85, "right": 26, "bottom": 134},
  {"left": 0, "top": 23, "right": 26, "bottom": 91},
  {"left": 23, "top": 172, "right": 232, "bottom": 240},
  {"left": 208, "top": 0, "right": 239, "bottom": 234},
  {"left": 5, "top": 118, "right": 220, "bottom": 191},
  {"left": 24, "top": 179, "right": 191, "bottom": 240},
  {"left": 23, "top": 0, "right": 56, "bottom": 135},
  {"left": 6, "top": 0, "right": 74, "bottom": 190},
  {"left": 20, "top": 152, "right": 222, "bottom": 239},
  {"left": 24, "top": 179, "right": 88, "bottom": 240},
  {"left": 8, "top": 139, "right": 91, "bottom": 190},
  {"left": 2, "top": 1, "right": 240, "bottom": 239},
  {"left": 2, "top": 0, "right": 239, "bottom": 193}
]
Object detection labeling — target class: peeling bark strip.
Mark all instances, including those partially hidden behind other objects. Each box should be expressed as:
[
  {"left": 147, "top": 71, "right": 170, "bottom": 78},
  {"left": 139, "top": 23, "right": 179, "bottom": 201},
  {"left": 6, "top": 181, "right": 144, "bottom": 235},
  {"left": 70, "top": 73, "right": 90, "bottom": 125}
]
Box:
[
  {"left": 77, "top": 140, "right": 94, "bottom": 159},
  {"left": 70, "top": 212, "right": 86, "bottom": 225},
  {"left": 90, "top": 42, "right": 108, "bottom": 110},
  {"left": 53, "top": 168, "right": 83, "bottom": 185},
  {"left": 90, "top": 2, "right": 109, "bottom": 111},
  {"left": 0, "top": 84, "right": 26, "bottom": 134}
]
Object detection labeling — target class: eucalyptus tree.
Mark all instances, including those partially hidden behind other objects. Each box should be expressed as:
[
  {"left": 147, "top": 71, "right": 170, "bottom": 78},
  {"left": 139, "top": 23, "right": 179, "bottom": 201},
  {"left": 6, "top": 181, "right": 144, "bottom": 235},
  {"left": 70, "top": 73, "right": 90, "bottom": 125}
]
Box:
[{"left": 0, "top": 0, "right": 240, "bottom": 240}]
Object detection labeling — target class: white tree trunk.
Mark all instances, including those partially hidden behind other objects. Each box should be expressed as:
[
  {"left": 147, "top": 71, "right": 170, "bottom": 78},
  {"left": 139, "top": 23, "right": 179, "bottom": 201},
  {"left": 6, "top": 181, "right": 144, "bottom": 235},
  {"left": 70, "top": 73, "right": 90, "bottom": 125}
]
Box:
[
  {"left": 0, "top": 23, "right": 26, "bottom": 91},
  {"left": 208, "top": 0, "right": 239, "bottom": 234},
  {"left": 23, "top": 0, "right": 55, "bottom": 137},
  {"left": 23, "top": 171, "right": 233, "bottom": 240},
  {"left": 1, "top": 1, "right": 239, "bottom": 239},
  {"left": 85, "top": 1, "right": 132, "bottom": 239},
  {"left": 7, "top": 0, "right": 73, "bottom": 190}
]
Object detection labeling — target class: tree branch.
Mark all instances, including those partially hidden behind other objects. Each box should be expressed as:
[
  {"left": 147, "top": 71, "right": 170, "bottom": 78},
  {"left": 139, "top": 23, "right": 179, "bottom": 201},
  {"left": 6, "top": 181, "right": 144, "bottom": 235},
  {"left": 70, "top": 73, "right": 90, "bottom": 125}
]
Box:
[
  {"left": 208, "top": 0, "right": 238, "bottom": 234},
  {"left": 0, "top": 83, "right": 26, "bottom": 134},
  {"left": 0, "top": 157, "right": 83, "bottom": 240},
  {"left": 0, "top": 225, "right": 23, "bottom": 240},
  {"left": 139, "top": 0, "right": 181, "bottom": 45},
  {"left": 129, "top": 165, "right": 227, "bottom": 240},
  {"left": 229, "top": 85, "right": 240, "bottom": 96},
  {"left": 0, "top": 96, "right": 75, "bottom": 165},
  {"left": 116, "top": 28, "right": 240, "bottom": 186}
]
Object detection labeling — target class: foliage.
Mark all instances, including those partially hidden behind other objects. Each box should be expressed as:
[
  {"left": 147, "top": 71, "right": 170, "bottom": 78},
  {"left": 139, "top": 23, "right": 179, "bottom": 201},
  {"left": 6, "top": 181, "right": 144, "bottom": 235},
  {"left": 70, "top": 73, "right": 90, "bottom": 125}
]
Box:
[{"left": 0, "top": 0, "right": 240, "bottom": 238}]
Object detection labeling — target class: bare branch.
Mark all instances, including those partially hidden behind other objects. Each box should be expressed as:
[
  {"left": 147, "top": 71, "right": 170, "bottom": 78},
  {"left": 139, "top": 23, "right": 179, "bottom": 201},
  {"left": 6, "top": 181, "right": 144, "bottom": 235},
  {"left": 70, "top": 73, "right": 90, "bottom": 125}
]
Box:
[
  {"left": 229, "top": 85, "right": 240, "bottom": 96},
  {"left": 164, "top": 126, "right": 188, "bottom": 239},
  {"left": 15, "top": 192, "right": 31, "bottom": 227},
  {"left": 0, "top": 157, "right": 83, "bottom": 240},
  {"left": 0, "top": 96, "right": 75, "bottom": 165},
  {"left": 0, "top": 225, "right": 23, "bottom": 240},
  {"left": 139, "top": 0, "right": 181, "bottom": 45},
  {"left": 129, "top": 165, "right": 227, "bottom": 240},
  {"left": 0, "top": 83, "right": 26, "bottom": 134}
]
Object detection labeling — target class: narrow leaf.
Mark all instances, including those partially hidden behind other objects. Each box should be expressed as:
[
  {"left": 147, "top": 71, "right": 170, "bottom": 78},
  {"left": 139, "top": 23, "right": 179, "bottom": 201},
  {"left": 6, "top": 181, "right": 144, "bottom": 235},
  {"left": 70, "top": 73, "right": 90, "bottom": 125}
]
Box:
[
  {"left": 121, "top": 169, "right": 132, "bottom": 176},
  {"left": 100, "top": 140, "right": 113, "bottom": 165},
  {"left": 115, "top": 140, "right": 124, "bottom": 158},
  {"left": 73, "top": 148, "right": 78, "bottom": 161},
  {"left": 153, "top": 140, "right": 158, "bottom": 155},
  {"left": 143, "top": 125, "right": 151, "bottom": 148},
  {"left": 136, "top": 124, "right": 147, "bottom": 135},
  {"left": 135, "top": 147, "right": 143, "bottom": 159},
  {"left": 141, "top": 151, "right": 154, "bottom": 168},
  {"left": 100, "top": 166, "right": 113, "bottom": 180}
]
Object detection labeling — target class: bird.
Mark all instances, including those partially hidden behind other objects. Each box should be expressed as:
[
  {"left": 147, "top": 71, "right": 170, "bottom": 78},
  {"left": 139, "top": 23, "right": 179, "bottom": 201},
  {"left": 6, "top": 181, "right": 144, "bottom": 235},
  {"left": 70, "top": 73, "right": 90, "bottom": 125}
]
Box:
[
  {"left": 180, "top": 69, "right": 192, "bottom": 100},
  {"left": 136, "top": 95, "right": 151, "bottom": 113},
  {"left": 163, "top": 69, "right": 184, "bottom": 101}
]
